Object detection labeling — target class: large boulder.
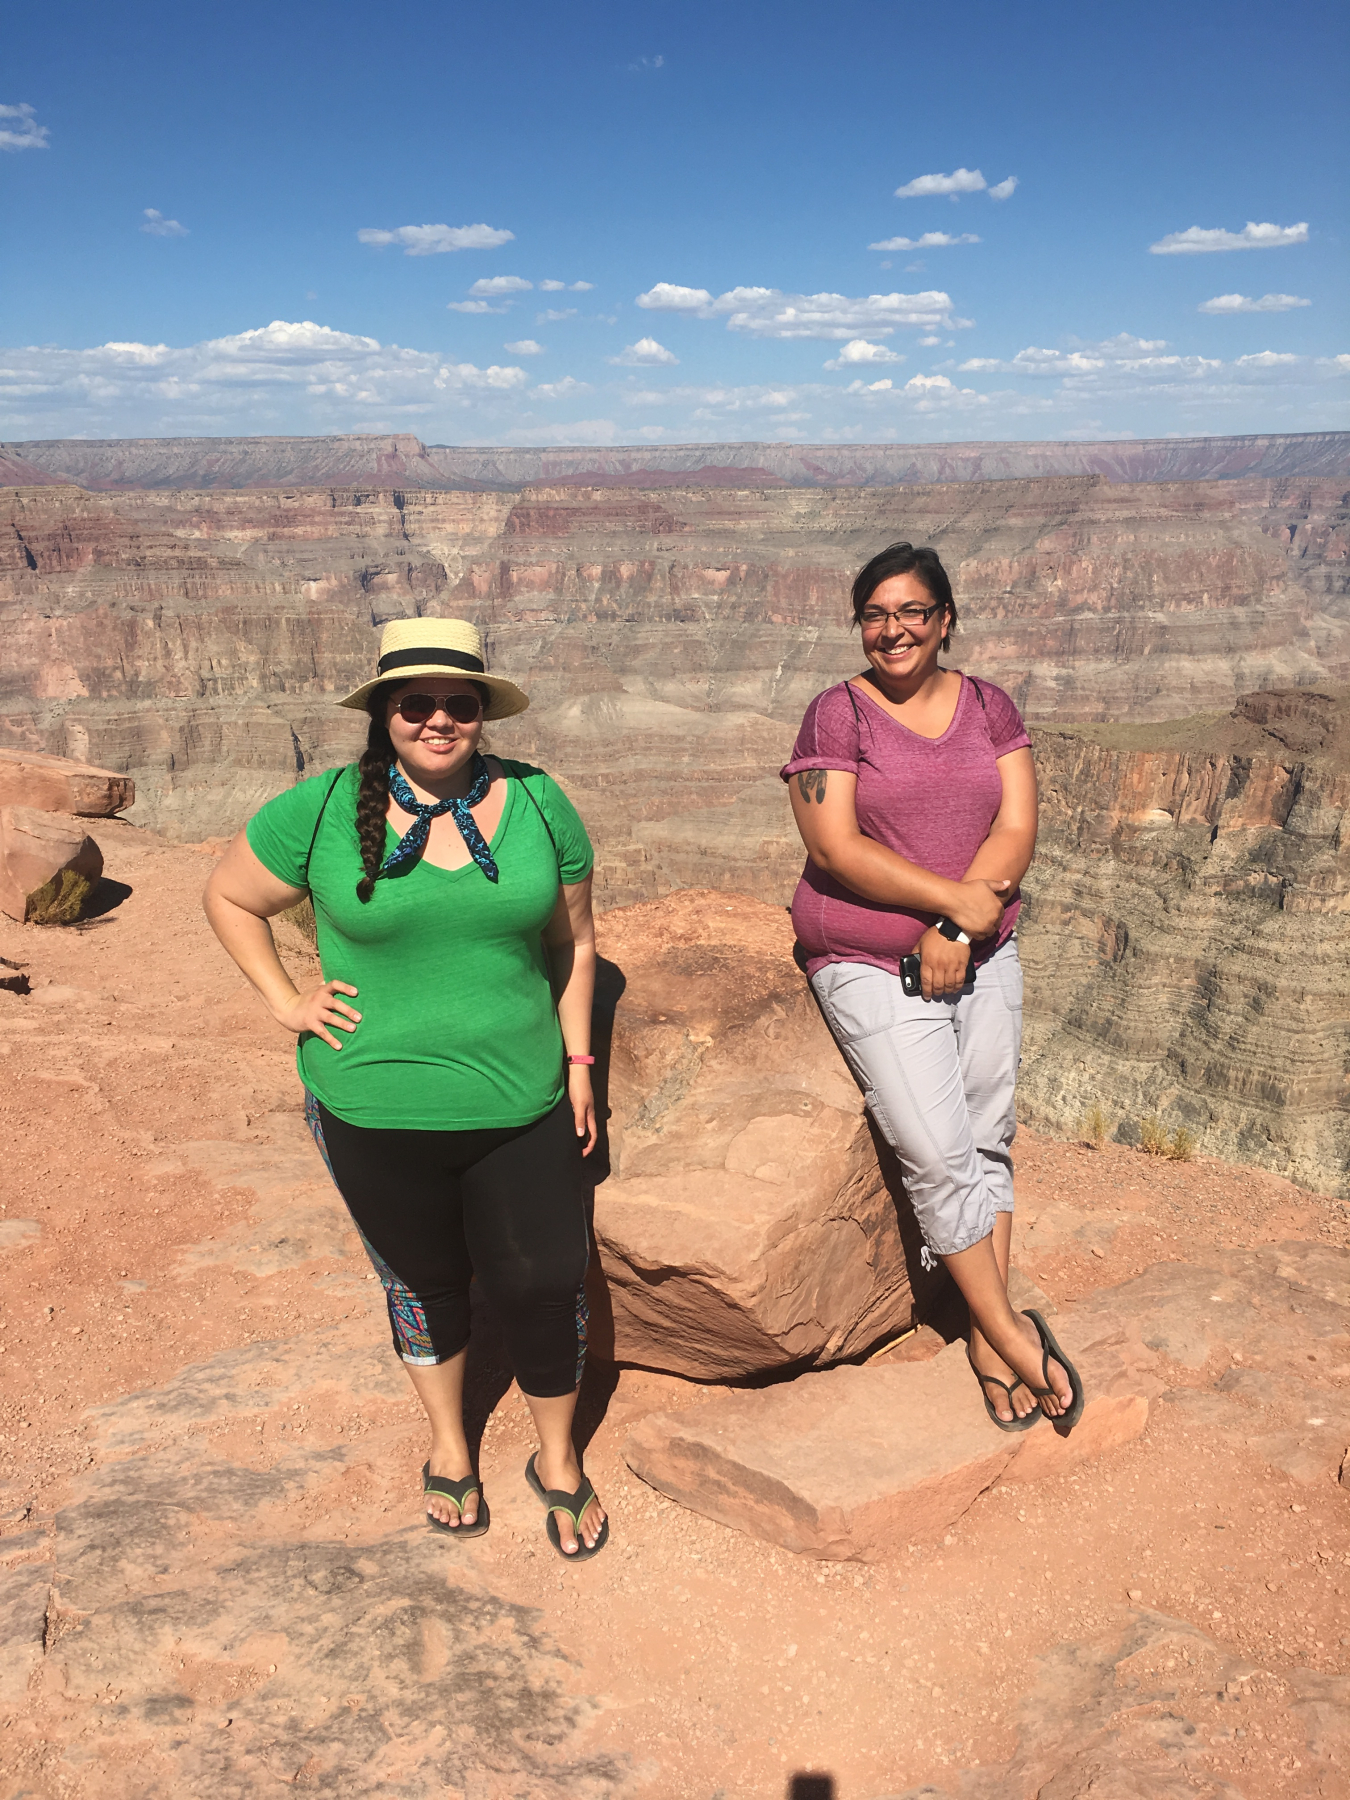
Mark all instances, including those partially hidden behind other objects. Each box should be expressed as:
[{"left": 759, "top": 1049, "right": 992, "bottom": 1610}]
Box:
[
  {"left": 588, "top": 890, "right": 942, "bottom": 1379},
  {"left": 0, "top": 806, "right": 103, "bottom": 923},
  {"left": 0, "top": 748, "right": 134, "bottom": 816}
]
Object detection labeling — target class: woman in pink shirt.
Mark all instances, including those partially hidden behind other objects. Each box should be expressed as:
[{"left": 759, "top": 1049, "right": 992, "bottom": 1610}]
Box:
[{"left": 783, "top": 541, "right": 1083, "bottom": 1433}]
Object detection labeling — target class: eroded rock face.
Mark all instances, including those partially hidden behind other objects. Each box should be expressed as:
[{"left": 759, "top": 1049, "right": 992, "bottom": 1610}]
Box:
[
  {"left": 0, "top": 805, "right": 102, "bottom": 923},
  {"left": 1021, "top": 689, "right": 1350, "bottom": 1195},
  {"left": 1, "top": 474, "right": 1346, "bottom": 869},
  {"left": 590, "top": 891, "right": 940, "bottom": 1379}
]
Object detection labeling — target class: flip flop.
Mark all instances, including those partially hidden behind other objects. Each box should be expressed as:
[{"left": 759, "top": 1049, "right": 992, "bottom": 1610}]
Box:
[
  {"left": 967, "top": 1348, "right": 1043, "bottom": 1432},
  {"left": 525, "top": 1452, "right": 610, "bottom": 1562},
  {"left": 1023, "top": 1310, "right": 1086, "bottom": 1431},
  {"left": 422, "top": 1461, "right": 490, "bottom": 1538}
]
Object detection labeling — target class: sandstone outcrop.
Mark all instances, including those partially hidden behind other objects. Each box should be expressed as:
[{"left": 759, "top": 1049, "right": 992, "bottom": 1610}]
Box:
[
  {"left": 0, "top": 748, "right": 133, "bottom": 815},
  {"left": 623, "top": 1295, "right": 1159, "bottom": 1559},
  {"left": 4, "top": 429, "right": 1346, "bottom": 490},
  {"left": 590, "top": 891, "right": 939, "bottom": 1378},
  {"left": 624, "top": 1239, "right": 1350, "bottom": 1558},
  {"left": 0, "top": 805, "right": 102, "bottom": 923}
]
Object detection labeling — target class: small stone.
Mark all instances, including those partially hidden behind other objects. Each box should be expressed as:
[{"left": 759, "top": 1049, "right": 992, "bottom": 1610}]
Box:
[
  {"left": 1127, "top": 1588, "right": 1143, "bottom": 1601},
  {"left": 1090, "top": 1247, "right": 1105, "bottom": 1259}
]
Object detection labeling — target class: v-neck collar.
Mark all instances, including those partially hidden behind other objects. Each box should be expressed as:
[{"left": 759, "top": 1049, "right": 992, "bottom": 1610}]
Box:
[{"left": 848, "top": 672, "right": 968, "bottom": 747}]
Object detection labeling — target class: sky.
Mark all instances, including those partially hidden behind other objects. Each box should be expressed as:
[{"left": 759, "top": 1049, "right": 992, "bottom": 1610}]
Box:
[{"left": 2, "top": 0, "right": 1347, "bottom": 448}]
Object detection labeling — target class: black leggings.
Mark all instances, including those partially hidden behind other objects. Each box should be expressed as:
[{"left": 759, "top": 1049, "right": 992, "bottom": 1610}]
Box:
[{"left": 311, "top": 1096, "right": 590, "bottom": 1398}]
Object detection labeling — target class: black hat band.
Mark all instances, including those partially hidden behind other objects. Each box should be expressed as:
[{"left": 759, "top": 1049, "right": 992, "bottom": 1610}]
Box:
[{"left": 376, "top": 646, "right": 486, "bottom": 677}]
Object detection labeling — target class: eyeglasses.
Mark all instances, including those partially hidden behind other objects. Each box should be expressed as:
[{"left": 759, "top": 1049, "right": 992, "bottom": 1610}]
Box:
[
  {"left": 394, "top": 692, "right": 484, "bottom": 725},
  {"left": 858, "top": 602, "right": 943, "bottom": 631}
]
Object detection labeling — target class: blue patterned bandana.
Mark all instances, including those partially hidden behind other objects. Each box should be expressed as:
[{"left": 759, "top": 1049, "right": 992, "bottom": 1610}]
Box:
[{"left": 380, "top": 756, "right": 499, "bottom": 883}]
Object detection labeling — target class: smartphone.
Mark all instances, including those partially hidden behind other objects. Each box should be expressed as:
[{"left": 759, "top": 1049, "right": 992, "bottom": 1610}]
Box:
[{"left": 900, "top": 952, "right": 976, "bottom": 997}]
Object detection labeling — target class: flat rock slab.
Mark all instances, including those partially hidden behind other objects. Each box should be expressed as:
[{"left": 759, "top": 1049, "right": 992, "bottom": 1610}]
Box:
[
  {"left": 0, "top": 747, "right": 134, "bottom": 817},
  {"left": 624, "top": 1304, "right": 1160, "bottom": 1560}
]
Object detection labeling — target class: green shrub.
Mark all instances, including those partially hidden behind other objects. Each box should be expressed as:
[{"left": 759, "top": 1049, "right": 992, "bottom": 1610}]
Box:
[
  {"left": 1082, "top": 1103, "right": 1109, "bottom": 1148},
  {"left": 1168, "top": 1127, "right": 1195, "bottom": 1162},
  {"left": 1139, "top": 1116, "right": 1169, "bottom": 1157},
  {"left": 280, "top": 896, "right": 317, "bottom": 947},
  {"left": 26, "top": 867, "right": 96, "bottom": 926}
]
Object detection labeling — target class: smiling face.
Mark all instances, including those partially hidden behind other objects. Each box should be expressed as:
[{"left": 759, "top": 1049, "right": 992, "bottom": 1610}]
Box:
[
  {"left": 383, "top": 677, "right": 485, "bottom": 792},
  {"left": 858, "top": 571, "right": 951, "bottom": 692}
]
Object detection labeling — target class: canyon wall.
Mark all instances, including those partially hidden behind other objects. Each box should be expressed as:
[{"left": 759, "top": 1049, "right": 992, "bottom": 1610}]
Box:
[
  {"left": 1, "top": 473, "right": 1346, "bottom": 1193},
  {"left": 1, "top": 474, "right": 1346, "bottom": 859},
  {"left": 4, "top": 430, "right": 1348, "bottom": 492}
]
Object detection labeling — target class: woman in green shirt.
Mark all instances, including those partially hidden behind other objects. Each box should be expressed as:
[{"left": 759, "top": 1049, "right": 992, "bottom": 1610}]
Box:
[{"left": 203, "top": 619, "right": 608, "bottom": 1559}]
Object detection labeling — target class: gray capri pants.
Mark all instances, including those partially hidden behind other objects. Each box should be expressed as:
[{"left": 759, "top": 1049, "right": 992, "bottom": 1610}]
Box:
[{"left": 809, "top": 934, "right": 1023, "bottom": 1262}]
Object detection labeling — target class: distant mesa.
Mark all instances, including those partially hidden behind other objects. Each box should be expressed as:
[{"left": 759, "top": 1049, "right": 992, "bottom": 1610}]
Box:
[{"left": 1, "top": 430, "right": 1347, "bottom": 492}]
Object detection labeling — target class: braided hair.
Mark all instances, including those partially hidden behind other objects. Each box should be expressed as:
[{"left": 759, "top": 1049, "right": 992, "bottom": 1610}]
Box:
[{"left": 354, "top": 699, "right": 394, "bottom": 903}]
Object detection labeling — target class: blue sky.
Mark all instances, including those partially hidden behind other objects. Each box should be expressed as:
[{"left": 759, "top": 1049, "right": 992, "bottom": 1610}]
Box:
[{"left": 2, "top": 0, "right": 1346, "bottom": 445}]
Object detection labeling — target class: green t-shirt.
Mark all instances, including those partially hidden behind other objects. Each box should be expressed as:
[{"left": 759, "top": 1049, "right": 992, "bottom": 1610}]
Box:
[{"left": 246, "top": 760, "right": 594, "bottom": 1131}]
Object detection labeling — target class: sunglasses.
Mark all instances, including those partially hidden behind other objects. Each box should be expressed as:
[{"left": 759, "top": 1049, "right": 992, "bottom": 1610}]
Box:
[{"left": 393, "top": 692, "right": 484, "bottom": 725}]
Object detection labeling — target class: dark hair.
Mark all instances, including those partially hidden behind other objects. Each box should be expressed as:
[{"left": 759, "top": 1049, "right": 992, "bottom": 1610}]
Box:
[
  {"left": 354, "top": 707, "right": 394, "bottom": 903},
  {"left": 353, "top": 678, "right": 492, "bottom": 902},
  {"left": 851, "top": 542, "right": 957, "bottom": 652}
]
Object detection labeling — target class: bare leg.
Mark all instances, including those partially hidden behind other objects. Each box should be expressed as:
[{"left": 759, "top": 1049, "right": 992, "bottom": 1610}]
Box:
[
  {"left": 522, "top": 1387, "right": 606, "bottom": 1554},
  {"left": 403, "top": 1350, "right": 479, "bottom": 1528},
  {"left": 964, "top": 1213, "right": 1036, "bottom": 1422},
  {"left": 945, "top": 1231, "right": 1072, "bottom": 1418}
]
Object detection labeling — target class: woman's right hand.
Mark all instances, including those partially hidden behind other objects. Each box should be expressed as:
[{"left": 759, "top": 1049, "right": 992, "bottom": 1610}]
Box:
[
  {"left": 271, "top": 979, "right": 362, "bottom": 1050},
  {"left": 942, "top": 878, "right": 1011, "bottom": 940}
]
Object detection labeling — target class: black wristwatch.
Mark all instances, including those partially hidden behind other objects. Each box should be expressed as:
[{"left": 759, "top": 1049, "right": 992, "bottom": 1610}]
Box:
[{"left": 935, "top": 916, "right": 971, "bottom": 944}]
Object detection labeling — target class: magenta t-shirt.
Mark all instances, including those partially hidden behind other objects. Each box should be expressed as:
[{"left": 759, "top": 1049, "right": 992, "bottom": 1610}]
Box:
[{"left": 780, "top": 673, "right": 1033, "bottom": 977}]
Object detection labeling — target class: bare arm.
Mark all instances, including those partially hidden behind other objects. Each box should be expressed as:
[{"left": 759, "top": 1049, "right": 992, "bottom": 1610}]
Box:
[
  {"left": 542, "top": 873, "right": 598, "bottom": 1155},
  {"left": 787, "top": 767, "right": 1009, "bottom": 939},
  {"left": 962, "top": 747, "right": 1037, "bottom": 892},
  {"left": 202, "top": 832, "right": 362, "bottom": 1051}
]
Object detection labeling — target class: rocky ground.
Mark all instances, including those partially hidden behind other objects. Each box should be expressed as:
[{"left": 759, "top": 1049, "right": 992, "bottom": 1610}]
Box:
[{"left": 1, "top": 822, "right": 1348, "bottom": 1799}]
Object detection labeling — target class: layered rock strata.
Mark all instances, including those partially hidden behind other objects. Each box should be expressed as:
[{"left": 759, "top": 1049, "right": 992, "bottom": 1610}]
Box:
[
  {"left": 1, "top": 474, "right": 1345, "bottom": 861},
  {"left": 1019, "top": 688, "right": 1350, "bottom": 1196},
  {"left": 5, "top": 429, "right": 1347, "bottom": 490}
]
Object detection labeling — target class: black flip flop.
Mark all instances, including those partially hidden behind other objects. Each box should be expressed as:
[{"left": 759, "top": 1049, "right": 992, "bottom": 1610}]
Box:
[
  {"left": 1024, "top": 1310, "right": 1086, "bottom": 1432},
  {"left": 422, "top": 1461, "right": 490, "bottom": 1537},
  {"left": 967, "top": 1348, "right": 1043, "bottom": 1432},
  {"left": 525, "top": 1452, "right": 610, "bottom": 1562}
]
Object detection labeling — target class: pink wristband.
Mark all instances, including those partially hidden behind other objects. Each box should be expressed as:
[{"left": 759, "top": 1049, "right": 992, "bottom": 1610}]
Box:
[{"left": 566, "top": 1054, "right": 596, "bottom": 1066}]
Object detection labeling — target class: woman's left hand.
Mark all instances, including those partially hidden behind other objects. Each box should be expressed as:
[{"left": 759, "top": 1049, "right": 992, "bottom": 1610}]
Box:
[
  {"left": 918, "top": 924, "right": 972, "bottom": 1001},
  {"left": 568, "top": 1063, "right": 598, "bottom": 1156}
]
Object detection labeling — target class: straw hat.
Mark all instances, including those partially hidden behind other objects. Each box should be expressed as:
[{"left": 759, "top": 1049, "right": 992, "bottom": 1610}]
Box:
[{"left": 338, "top": 619, "right": 529, "bottom": 720}]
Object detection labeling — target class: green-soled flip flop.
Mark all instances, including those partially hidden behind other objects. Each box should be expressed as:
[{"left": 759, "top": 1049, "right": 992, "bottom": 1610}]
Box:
[
  {"left": 524, "top": 1452, "right": 610, "bottom": 1562},
  {"left": 1024, "top": 1310, "right": 1086, "bottom": 1432},
  {"left": 422, "top": 1461, "right": 490, "bottom": 1538}
]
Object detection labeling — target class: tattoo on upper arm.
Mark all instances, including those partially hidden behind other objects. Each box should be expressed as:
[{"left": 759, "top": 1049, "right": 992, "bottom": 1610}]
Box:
[{"left": 796, "top": 769, "right": 828, "bottom": 804}]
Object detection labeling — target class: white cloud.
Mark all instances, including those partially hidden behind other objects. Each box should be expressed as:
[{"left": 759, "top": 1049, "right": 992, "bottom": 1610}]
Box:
[
  {"left": 141, "top": 208, "right": 188, "bottom": 238},
  {"left": 1198, "top": 292, "right": 1311, "bottom": 314},
  {"left": 1235, "top": 350, "right": 1300, "bottom": 367},
  {"left": 868, "top": 232, "right": 980, "bottom": 251},
  {"left": 569, "top": 281, "right": 595, "bottom": 292},
  {"left": 894, "top": 167, "right": 987, "bottom": 198},
  {"left": 537, "top": 308, "right": 577, "bottom": 323},
  {"left": 635, "top": 283, "right": 962, "bottom": 338},
  {"left": 539, "top": 278, "right": 595, "bottom": 292},
  {"left": 0, "top": 102, "right": 48, "bottom": 151},
  {"left": 357, "top": 223, "right": 514, "bottom": 255},
  {"left": 447, "top": 299, "right": 504, "bottom": 314},
  {"left": 468, "top": 275, "right": 532, "bottom": 296},
  {"left": 504, "top": 338, "right": 544, "bottom": 355},
  {"left": 1326, "top": 354, "right": 1350, "bottom": 373},
  {"left": 608, "top": 336, "right": 679, "bottom": 367},
  {"left": 906, "top": 373, "right": 955, "bottom": 391},
  {"left": 1149, "top": 221, "right": 1309, "bottom": 254},
  {"left": 629, "top": 54, "right": 665, "bottom": 71},
  {"left": 918, "top": 335, "right": 943, "bottom": 346},
  {"left": 988, "top": 176, "right": 1018, "bottom": 201},
  {"left": 531, "top": 377, "right": 592, "bottom": 400},
  {"left": 636, "top": 282, "right": 714, "bottom": 313},
  {"left": 823, "top": 339, "right": 903, "bottom": 369}
]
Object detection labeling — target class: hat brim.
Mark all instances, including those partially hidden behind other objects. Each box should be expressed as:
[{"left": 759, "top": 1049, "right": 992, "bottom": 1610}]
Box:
[{"left": 338, "top": 666, "right": 530, "bottom": 721}]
